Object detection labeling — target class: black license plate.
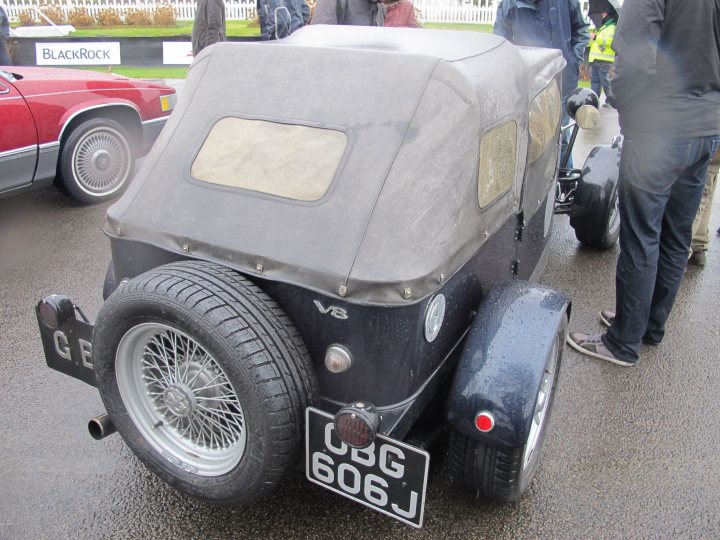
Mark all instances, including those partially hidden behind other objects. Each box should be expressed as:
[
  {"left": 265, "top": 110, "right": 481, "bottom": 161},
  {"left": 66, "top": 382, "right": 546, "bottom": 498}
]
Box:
[
  {"left": 305, "top": 407, "right": 429, "bottom": 528},
  {"left": 36, "top": 310, "right": 96, "bottom": 387}
]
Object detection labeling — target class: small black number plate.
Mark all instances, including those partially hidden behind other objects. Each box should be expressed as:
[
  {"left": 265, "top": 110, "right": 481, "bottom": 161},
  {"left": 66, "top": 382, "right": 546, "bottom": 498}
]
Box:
[{"left": 305, "top": 407, "right": 429, "bottom": 528}]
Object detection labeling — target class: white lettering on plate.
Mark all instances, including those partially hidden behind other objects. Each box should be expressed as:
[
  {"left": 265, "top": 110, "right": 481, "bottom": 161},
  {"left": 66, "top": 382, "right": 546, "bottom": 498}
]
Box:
[
  {"left": 53, "top": 330, "right": 71, "bottom": 361},
  {"left": 79, "top": 339, "right": 93, "bottom": 369}
]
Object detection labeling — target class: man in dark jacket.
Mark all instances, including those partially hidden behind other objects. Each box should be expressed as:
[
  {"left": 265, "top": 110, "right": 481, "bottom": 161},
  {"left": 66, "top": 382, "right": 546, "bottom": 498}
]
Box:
[
  {"left": 192, "top": 0, "right": 226, "bottom": 57},
  {"left": 568, "top": 0, "right": 720, "bottom": 367},
  {"left": 310, "top": 0, "right": 384, "bottom": 26},
  {"left": 0, "top": 5, "right": 12, "bottom": 66},
  {"left": 494, "top": 0, "right": 589, "bottom": 166}
]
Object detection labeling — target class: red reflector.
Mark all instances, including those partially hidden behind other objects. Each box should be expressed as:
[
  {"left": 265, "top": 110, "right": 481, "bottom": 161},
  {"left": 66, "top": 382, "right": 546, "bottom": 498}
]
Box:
[
  {"left": 475, "top": 412, "right": 495, "bottom": 433},
  {"left": 335, "top": 412, "right": 372, "bottom": 448},
  {"left": 37, "top": 296, "right": 75, "bottom": 329},
  {"left": 38, "top": 301, "right": 60, "bottom": 328}
]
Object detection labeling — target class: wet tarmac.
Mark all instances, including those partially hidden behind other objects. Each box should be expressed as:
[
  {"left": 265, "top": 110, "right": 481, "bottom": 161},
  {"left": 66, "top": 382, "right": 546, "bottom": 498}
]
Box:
[{"left": 1, "top": 106, "right": 720, "bottom": 538}]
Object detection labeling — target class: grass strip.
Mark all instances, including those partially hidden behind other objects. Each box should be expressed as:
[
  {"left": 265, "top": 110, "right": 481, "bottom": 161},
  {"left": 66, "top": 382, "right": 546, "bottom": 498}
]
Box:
[
  {"left": 74, "top": 66, "right": 189, "bottom": 78},
  {"left": 61, "top": 20, "right": 259, "bottom": 37}
]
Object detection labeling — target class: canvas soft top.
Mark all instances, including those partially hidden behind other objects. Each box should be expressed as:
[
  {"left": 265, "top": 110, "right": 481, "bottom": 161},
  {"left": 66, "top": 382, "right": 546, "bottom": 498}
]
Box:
[{"left": 106, "top": 26, "right": 564, "bottom": 305}]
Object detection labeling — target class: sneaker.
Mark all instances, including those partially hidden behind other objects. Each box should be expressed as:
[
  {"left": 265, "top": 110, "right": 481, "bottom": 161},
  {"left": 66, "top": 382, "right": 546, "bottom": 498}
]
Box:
[
  {"left": 566, "top": 332, "right": 637, "bottom": 366},
  {"left": 599, "top": 310, "right": 615, "bottom": 328},
  {"left": 688, "top": 250, "right": 707, "bottom": 267}
]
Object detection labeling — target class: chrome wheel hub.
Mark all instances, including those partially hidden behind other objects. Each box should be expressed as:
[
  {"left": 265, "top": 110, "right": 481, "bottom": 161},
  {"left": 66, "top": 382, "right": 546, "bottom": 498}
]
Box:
[
  {"left": 92, "top": 149, "right": 112, "bottom": 172},
  {"left": 163, "top": 384, "right": 196, "bottom": 418},
  {"left": 72, "top": 126, "right": 131, "bottom": 196},
  {"left": 116, "top": 323, "right": 247, "bottom": 476}
]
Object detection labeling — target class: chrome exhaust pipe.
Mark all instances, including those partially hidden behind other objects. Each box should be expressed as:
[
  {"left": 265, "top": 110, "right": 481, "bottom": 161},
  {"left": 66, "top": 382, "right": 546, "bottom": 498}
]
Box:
[{"left": 88, "top": 413, "right": 116, "bottom": 440}]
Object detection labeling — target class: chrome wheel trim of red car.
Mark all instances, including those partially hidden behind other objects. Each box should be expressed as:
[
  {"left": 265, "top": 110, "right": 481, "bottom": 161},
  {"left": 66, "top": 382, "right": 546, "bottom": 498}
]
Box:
[{"left": 70, "top": 124, "right": 133, "bottom": 197}]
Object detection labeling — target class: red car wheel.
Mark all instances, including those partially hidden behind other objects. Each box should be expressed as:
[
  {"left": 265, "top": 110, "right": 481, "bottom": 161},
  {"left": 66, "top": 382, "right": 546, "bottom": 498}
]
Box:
[{"left": 59, "top": 117, "right": 134, "bottom": 204}]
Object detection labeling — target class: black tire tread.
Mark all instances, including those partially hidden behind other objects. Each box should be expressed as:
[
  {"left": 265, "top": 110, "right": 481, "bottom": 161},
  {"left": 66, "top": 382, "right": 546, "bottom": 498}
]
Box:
[
  {"left": 448, "top": 430, "right": 524, "bottom": 502},
  {"left": 94, "top": 260, "right": 318, "bottom": 504},
  {"left": 572, "top": 188, "right": 619, "bottom": 249}
]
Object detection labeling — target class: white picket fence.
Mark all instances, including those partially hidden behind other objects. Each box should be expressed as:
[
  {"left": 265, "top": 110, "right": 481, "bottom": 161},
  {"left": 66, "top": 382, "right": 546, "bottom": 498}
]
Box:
[
  {"left": 3, "top": 0, "right": 591, "bottom": 24},
  {"left": 416, "top": 0, "right": 495, "bottom": 24}
]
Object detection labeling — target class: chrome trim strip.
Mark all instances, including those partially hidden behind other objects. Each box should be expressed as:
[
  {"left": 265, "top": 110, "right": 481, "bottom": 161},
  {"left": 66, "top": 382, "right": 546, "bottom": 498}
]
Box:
[
  {"left": 0, "top": 82, "right": 9, "bottom": 95},
  {"left": 141, "top": 117, "right": 169, "bottom": 127},
  {"left": 20, "top": 87, "right": 158, "bottom": 100},
  {"left": 57, "top": 103, "right": 140, "bottom": 143},
  {"left": 39, "top": 141, "right": 61, "bottom": 152},
  {"left": 0, "top": 145, "right": 36, "bottom": 160}
]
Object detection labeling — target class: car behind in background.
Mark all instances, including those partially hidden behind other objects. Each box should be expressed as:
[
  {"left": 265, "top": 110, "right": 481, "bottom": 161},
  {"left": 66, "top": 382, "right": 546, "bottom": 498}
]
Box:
[{"left": 0, "top": 66, "right": 176, "bottom": 204}]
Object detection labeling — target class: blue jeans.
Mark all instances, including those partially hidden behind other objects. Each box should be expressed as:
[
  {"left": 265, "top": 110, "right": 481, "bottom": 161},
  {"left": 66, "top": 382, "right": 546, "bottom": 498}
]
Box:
[
  {"left": 591, "top": 62, "right": 612, "bottom": 99},
  {"left": 602, "top": 134, "right": 720, "bottom": 362}
]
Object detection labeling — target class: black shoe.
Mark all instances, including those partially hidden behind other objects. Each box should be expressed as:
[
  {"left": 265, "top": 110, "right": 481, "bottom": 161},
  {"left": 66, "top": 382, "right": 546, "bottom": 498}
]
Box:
[{"left": 688, "top": 250, "right": 706, "bottom": 267}]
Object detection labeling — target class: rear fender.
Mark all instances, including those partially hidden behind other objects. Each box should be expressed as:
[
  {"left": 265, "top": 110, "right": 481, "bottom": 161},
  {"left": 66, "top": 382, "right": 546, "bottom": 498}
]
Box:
[
  {"left": 569, "top": 144, "right": 621, "bottom": 229},
  {"left": 446, "top": 280, "right": 570, "bottom": 447}
]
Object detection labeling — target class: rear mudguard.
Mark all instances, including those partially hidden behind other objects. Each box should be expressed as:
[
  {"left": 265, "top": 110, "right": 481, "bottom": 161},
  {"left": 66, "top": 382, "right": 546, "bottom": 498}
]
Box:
[
  {"left": 446, "top": 280, "right": 570, "bottom": 448},
  {"left": 569, "top": 143, "right": 621, "bottom": 230}
]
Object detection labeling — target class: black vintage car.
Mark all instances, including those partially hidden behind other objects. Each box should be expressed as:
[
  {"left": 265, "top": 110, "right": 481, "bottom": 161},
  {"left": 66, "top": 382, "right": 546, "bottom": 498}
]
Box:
[{"left": 36, "top": 26, "right": 618, "bottom": 528}]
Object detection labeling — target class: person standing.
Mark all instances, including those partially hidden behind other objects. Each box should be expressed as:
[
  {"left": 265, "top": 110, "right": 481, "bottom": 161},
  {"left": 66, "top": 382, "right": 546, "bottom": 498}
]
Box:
[
  {"left": 567, "top": 0, "right": 720, "bottom": 367},
  {"left": 311, "top": 0, "right": 381, "bottom": 25},
  {"left": 311, "top": 0, "right": 420, "bottom": 27},
  {"left": 688, "top": 148, "right": 719, "bottom": 267},
  {"left": 588, "top": 8, "right": 617, "bottom": 107},
  {"left": 0, "top": 4, "right": 12, "bottom": 66},
  {"left": 192, "top": 0, "right": 226, "bottom": 57},
  {"left": 493, "top": 0, "right": 589, "bottom": 168}
]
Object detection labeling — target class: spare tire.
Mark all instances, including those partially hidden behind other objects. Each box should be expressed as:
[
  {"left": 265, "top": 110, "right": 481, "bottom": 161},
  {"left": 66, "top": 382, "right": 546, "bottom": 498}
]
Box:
[{"left": 93, "top": 260, "right": 317, "bottom": 505}]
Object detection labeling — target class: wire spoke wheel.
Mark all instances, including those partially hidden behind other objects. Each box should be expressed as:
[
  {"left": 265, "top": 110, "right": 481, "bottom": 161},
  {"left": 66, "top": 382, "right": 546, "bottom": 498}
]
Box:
[
  {"left": 116, "top": 322, "right": 247, "bottom": 477},
  {"left": 522, "top": 336, "right": 558, "bottom": 472},
  {"left": 71, "top": 125, "right": 132, "bottom": 196}
]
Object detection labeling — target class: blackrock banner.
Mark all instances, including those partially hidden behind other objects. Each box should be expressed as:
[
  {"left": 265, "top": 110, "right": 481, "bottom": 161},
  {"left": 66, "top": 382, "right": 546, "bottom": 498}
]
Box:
[{"left": 36, "top": 42, "right": 121, "bottom": 65}]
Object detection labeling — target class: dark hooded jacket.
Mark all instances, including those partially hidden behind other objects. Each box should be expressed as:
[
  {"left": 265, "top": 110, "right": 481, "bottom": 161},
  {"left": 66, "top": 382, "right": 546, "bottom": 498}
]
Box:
[
  {"left": 494, "top": 0, "right": 589, "bottom": 100},
  {"left": 0, "top": 6, "right": 11, "bottom": 66},
  {"left": 611, "top": 0, "right": 720, "bottom": 138},
  {"left": 311, "top": 0, "right": 379, "bottom": 26},
  {"left": 192, "top": 0, "right": 227, "bottom": 57}
]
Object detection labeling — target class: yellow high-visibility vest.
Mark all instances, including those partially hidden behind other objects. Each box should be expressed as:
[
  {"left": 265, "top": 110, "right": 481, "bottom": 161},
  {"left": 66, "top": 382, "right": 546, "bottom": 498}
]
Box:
[{"left": 589, "top": 20, "right": 616, "bottom": 63}]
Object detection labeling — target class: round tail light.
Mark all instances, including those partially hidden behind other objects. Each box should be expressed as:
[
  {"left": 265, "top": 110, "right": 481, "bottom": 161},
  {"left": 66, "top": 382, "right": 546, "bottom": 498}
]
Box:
[
  {"left": 36, "top": 295, "right": 75, "bottom": 329},
  {"left": 474, "top": 411, "right": 495, "bottom": 433},
  {"left": 334, "top": 401, "right": 380, "bottom": 449}
]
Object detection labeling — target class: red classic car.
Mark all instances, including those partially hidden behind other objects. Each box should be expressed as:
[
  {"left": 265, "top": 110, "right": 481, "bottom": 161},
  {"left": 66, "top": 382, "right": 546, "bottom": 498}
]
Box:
[{"left": 0, "top": 66, "right": 176, "bottom": 204}]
